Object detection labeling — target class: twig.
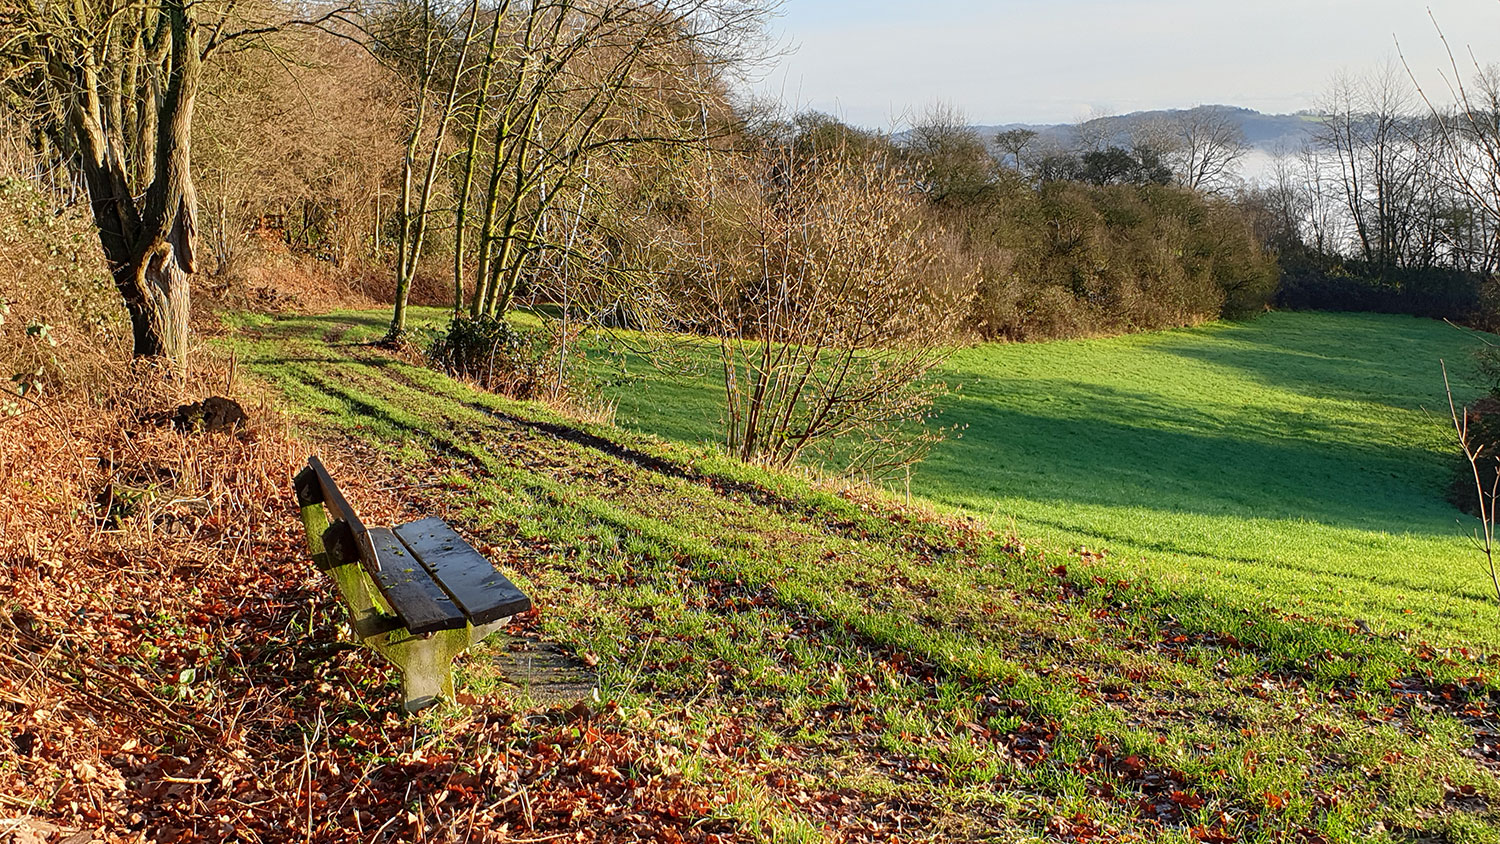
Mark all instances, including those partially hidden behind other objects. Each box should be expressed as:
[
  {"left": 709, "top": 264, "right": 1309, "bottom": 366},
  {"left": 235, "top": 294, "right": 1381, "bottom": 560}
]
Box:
[{"left": 1443, "top": 360, "right": 1500, "bottom": 609}]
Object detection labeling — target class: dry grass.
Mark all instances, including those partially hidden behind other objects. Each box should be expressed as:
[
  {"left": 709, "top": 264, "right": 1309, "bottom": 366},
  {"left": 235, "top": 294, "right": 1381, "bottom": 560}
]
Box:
[
  {"left": 0, "top": 344, "right": 731, "bottom": 843},
  {"left": 0, "top": 352, "right": 301, "bottom": 821},
  {"left": 200, "top": 234, "right": 384, "bottom": 319},
  {"left": 1, "top": 358, "right": 290, "bottom": 561}
]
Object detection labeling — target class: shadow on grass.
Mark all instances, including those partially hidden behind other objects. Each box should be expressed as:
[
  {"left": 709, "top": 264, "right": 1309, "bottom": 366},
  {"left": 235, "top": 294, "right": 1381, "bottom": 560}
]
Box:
[
  {"left": 1149, "top": 312, "right": 1487, "bottom": 412},
  {"left": 921, "top": 378, "right": 1458, "bottom": 538}
]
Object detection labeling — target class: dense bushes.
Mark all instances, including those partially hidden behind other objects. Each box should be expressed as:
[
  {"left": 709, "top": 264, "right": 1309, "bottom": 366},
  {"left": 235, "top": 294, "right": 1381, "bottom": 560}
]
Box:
[
  {"left": 746, "top": 113, "right": 1284, "bottom": 346},
  {"left": 1449, "top": 397, "right": 1500, "bottom": 516},
  {"left": 0, "top": 177, "right": 122, "bottom": 407},
  {"left": 1276, "top": 251, "right": 1492, "bottom": 326},
  {"left": 1450, "top": 346, "right": 1500, "bottom": 516},
  {"left": 428, "top": 315, "right": 549, "bottom": 398},
  {"left": 962, "top": 179, "right": 1279, "bottom": 341},
  {"left": 789, "top": 113, "right": 1281, "bottom": 344}
]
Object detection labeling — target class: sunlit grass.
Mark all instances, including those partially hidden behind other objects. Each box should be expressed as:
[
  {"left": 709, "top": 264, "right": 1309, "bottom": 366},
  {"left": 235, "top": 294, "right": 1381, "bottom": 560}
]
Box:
[
  {"left": 284, "top": 307, "right": 1500, "bottom": 643},
  {"left": 592, "top": 310, "right": 1500, "bottom": 645},
  {"left": 220, "top": 308, "right": 1500, "bottom": 841}
]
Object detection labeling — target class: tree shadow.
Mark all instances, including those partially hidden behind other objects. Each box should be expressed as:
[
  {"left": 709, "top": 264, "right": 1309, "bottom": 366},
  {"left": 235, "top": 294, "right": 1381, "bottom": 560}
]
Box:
[
  {"left": 919, "top": 378, "right": 1459, "bottom": 539},
  {"left": 1148, "top": 312, "right": 1488, "bottom": 412}
]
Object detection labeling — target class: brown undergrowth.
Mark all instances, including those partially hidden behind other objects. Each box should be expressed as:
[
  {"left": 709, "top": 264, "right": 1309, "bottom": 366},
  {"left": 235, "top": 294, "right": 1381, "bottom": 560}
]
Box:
[
  {"left": 198, "top": 236, "right": 385, "bottom": 319},
  {"left": 0, "top": 354, "right": 735, "bottom": 843}
]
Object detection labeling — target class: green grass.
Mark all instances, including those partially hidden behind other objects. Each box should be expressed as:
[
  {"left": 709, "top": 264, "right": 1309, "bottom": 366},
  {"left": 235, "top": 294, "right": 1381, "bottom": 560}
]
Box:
[
  {"left": 591, "top": 310, "right": 1500, "bottom": 646},
  {"left": 220, "top": 309, "right": 1499, "bottom": 842}
]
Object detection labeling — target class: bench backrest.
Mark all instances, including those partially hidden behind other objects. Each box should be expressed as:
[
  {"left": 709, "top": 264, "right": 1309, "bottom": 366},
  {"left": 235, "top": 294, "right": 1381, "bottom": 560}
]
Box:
[
  {"left": 293, "top": 455, "right": 531, "bottom": 637},
  {"left": 294, "top": 455, "right": 374, "bottom": 570}
]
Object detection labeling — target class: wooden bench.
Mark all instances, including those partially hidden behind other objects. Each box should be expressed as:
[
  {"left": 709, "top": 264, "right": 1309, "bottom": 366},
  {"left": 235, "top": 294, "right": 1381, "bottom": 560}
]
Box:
[{"left": 293, "top": 456, "right": 531, "bottom": 711}]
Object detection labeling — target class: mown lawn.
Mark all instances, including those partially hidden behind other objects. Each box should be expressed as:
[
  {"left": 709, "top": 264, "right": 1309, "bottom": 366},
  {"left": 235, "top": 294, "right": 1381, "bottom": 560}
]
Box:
[
  {"left": 220, "top": 309, "right": 1499, "bottom": 843},
  {"left": 587, "top": 310, "right": 1500, "bottom": 647}
]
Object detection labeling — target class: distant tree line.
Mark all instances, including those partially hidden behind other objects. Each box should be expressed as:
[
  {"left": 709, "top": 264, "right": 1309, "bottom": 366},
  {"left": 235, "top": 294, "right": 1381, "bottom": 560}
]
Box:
[
  {"left": 783, "top": 104, "right": 1279, "bottom": 342},
  {"left": 1246, "top": 63, "right": 1500, "bottom": 327}
]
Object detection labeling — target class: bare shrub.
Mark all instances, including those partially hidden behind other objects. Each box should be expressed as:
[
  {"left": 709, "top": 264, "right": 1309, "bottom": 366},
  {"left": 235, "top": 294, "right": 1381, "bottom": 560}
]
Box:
[
  {"left": 1443, "top": 361, "right": 1500, "bottom": 612},
  {"left": 676, "top": 146, "right": 978, "bottom": 477}
]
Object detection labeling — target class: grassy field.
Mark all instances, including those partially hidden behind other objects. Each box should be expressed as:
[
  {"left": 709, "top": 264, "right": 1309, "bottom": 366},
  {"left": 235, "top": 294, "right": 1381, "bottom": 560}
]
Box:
[
  {"left": 218, "top": 309, "right": 1499, "bottom": 842},
  {"left": 585, "top": 310, "right": 1500, "bottom": 646}
]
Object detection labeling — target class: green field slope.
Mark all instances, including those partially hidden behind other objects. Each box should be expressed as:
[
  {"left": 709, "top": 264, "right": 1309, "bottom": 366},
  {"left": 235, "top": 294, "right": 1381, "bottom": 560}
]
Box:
[
  {"left": 224, "top": 311, "right": 1499, "bottom": 842},
  {"left": 922, "top": 311, "right": 1498, "bottom": 645},
  {"left": 597, "top": 311, "right": 1500, "bottom": 645}
]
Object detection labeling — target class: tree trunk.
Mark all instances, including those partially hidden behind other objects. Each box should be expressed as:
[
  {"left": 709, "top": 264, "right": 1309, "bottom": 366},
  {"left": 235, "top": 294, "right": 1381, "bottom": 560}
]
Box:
[
  {"left": 118, "top": 253, "right": 192, "bottom": 360},
  {"left": 66, "top": 0, "right": 201, "bottom": 364},
  {"left": 453, "top": 10, "right": 505, "bottom": 317},
  {"left": 391, "top": 0, "right": 480, "bottom": 340}
]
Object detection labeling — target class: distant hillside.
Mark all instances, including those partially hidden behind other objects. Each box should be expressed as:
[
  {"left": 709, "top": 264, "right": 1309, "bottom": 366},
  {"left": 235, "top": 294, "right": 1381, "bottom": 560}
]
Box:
[
  {"left": 968, "top": 105, "right": 1321, "bottom": 156},
  {"left": 890, "top": 105, "right": 1321, "bottom": 184}
]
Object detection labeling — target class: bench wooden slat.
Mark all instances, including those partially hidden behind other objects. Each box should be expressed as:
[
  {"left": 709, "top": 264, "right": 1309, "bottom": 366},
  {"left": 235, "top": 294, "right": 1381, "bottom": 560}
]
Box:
[
  {"left": 366, "top": 528, "right": 469, "bottom": 635},
  {"left": 394, "top": 517, "right": 532, "bottom": 626},
  {"left": 305, "top": 455, "right": 369, "bottom": 540}
]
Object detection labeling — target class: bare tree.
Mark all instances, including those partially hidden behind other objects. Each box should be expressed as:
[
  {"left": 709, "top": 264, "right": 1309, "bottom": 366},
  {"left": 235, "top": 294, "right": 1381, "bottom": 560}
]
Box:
[
  {"left": 1261, "top": 146, "right": 1310, "bottom": 248},
  {"left": 361, "top": 0, "right": 774, "bottom": 339},
  {"left": 1071, "top": 109, "right": 1117, "bottom": 156},
  {"left": 903, "top": 102, "right": 995, "bottom": 204},
  {"left": 1404, "top": 28, "right": 1500, "bottom": 273},
  {"left": 1295, "top": 139, "right": 1342, "bottom": 255},
  {"left": 1163, "top": 106, "right": 1250, "bottom": 193},
  {"left": 1, "top": 0, "right": 350, "bottom": 363},
  {"left": 459, "top": 0, "right": 772, "bottom": 322},
  {"left": 383, "top": 0, "right": 483, "bottom": 339},
  {"left": 1315, "top": 66, "right": 1435, "bottom": 268},
  {"left": 993, "top": 128, "right": 1038, "bottom": 171}
]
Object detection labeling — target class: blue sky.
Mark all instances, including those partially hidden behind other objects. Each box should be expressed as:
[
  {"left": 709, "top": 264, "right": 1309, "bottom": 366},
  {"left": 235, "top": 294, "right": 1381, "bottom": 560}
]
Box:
[{"left": 754, "top": 0, "right": 1500, "bottom": 127}]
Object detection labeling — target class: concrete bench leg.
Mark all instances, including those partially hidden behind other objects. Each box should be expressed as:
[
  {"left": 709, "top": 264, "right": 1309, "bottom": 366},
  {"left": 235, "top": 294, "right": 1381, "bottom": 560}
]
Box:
[{"left": 378, "top": 618, "right": 510, "bottom": 712}]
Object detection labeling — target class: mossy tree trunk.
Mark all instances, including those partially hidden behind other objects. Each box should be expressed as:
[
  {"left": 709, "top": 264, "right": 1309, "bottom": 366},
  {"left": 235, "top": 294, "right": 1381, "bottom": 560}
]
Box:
[{"left": 44, "top": 0, "right": 204, "bottom": 363}]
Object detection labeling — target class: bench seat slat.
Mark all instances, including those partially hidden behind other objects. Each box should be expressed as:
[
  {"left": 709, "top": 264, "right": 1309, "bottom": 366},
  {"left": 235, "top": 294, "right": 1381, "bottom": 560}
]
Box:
[
  {"left": 394, "top": 517, "right": 532, "bottom": 626},
  {"left": 366, "top": 527, "right": 469, "bottom": 635}
]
